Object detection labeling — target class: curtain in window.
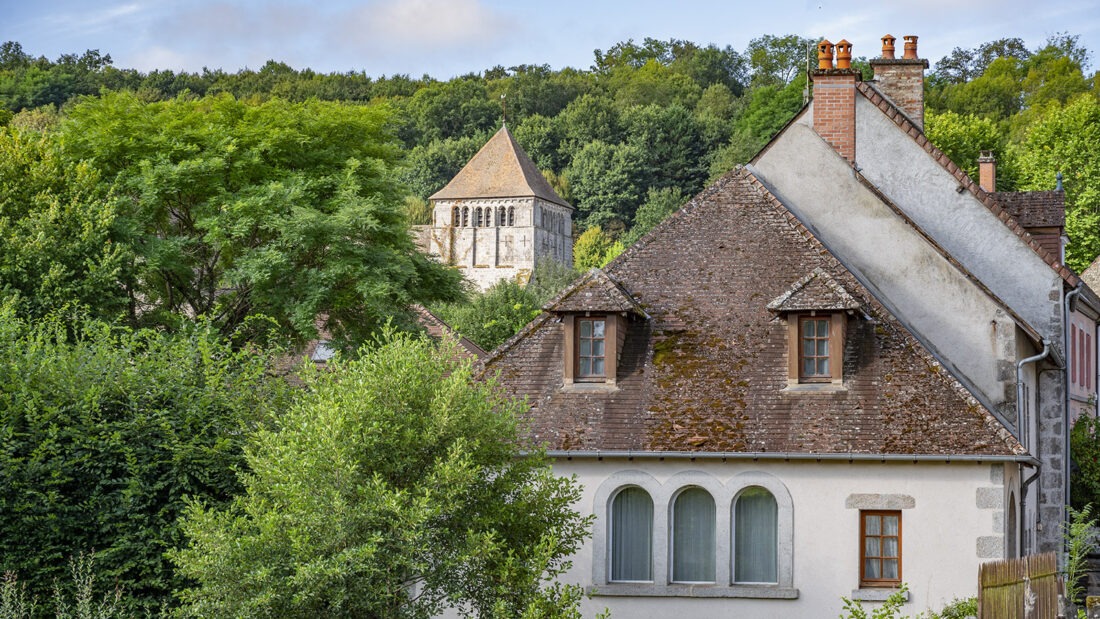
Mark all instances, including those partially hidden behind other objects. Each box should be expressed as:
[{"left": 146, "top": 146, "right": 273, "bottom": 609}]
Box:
[
  {"left": 734, "top": 486, "right": 778, "bottom": 583},
  {"left": 672, "top": 488, "right": 716, "bottom": 582},
  {"left": 611, "top": 487, "right": 653, "bottom": 581}
]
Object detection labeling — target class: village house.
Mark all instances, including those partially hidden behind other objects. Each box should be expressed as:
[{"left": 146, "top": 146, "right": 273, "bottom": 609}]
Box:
[{"left": 467, "top": 34, "right": 1100, "bottom": 617}]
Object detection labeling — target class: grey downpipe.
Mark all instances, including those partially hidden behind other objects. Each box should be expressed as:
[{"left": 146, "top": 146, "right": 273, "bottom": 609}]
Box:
[
  {"left": 1020, "top": 463, "right": 1041, "bottom": 556},
  {"left": 1064, "top": 282, "right": 1085, "bottom": 545},
  {"left": 1017, "top": 340, "right": 1051, "bottom": 451}
]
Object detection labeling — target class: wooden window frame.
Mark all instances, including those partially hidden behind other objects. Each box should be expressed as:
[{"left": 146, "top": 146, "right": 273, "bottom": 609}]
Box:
[
  {"left": 860, "top": 510, "right": 902, "bottom": 587},
  {"left": 575, "top": 316, "right": 608, "bottom": 382},
  {"left": 562, "top": 314, "right": 621, "bottom": 386},
  {"left": 799, "top": 316, "right": 832, "bottom": 382},
  {"left": 786, "top": 312, "right": 845, "bottom": 384}
]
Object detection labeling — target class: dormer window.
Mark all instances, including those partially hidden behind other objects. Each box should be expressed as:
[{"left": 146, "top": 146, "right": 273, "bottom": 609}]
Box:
[
  {"left": 577, "top": 317, "right": 607, "bottom": 380},
  {"left": 768, "top": 268, "right": 861, "bottom": 390}
]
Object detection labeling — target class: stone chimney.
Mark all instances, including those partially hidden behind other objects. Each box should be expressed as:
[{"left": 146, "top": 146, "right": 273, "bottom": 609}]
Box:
[
  {"left": 812, "top": 38, "right": 861, "bottom": 163},
  {"left": 978, "top": 151, "right": 996, "bottom": 192},
  {"left": 869, "top": 34, "right": 929, "bottom": 130}
]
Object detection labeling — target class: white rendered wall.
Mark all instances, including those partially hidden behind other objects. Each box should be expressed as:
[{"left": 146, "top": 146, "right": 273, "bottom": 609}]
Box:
[{"left": 548, "top": 458, "right": 1011, "bottom": 619}]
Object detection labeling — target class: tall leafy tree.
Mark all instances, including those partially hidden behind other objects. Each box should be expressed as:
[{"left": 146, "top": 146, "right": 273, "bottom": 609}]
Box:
[
  {"left": 58, "top": 91, "right": 462, "bottom": 345},
  {"left": 0, "top": 308, "right": 291, "bottom": 615},
  {"left": 171, "top": 331, "right": 590, "bottom": 618}
]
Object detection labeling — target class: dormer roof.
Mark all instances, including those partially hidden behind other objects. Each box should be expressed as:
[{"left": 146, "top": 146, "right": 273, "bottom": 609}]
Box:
[
  {"left": 429, "top": 125, "right": 572, "bottom": 209},
  {"left": 545, "top": 268, "right": 648, "bottom": 318},
  {"left": 768, "top": 267, "right": 863, "bottom": 313}
]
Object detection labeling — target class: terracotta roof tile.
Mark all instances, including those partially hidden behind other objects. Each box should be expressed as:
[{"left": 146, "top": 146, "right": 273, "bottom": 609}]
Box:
[
  {"left": 544, "top": 268, "right": 648, "bottom": 317},
  {"left": 767, "top": 267, "right": 863, "bottom": 313},
  {"left": 991, "top": 191, "right": 1065, "bottom": 229}
]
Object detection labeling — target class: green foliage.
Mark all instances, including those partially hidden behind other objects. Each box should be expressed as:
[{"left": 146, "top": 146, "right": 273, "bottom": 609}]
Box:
[
  {"left": 526, "top": 260, "right": 580, "bottom": 307},
  {"left": 1012, "top": 95, "right": 1100, "bottom": 271},
  {"left": 1064, "top": 504, "right": 1098, "bottom": 604},
  {"left": 171, "top": 331, "right": 591, "bottom": 618},
  {"left": 567, "top": 141, "right": 645, "bottom": 229},
  {"left": 573, "top": 226, "right": 623, "bottom": 271},
  {"left": 623, "top": 103, "right": 708, "bottom": 196},
  {"left": 433, "top": 279, "right": 541, "bottom": 352},
  {"left": 924, "top": 110, "right": 1013, "bottom": 186},
  {"left": 403, "top": 195, "right": 433, "bottom": 225},
  {"left": 0, "top": 128, "right": 132, "bottom": 324},
  {"left": 0, "top": 307, "right": 290, "bottom": 615},
  {"left": 400, "top": 131, "right": 490, "bottom": 199},
  {"left": 745, "top": 34, "right": 816, "bottom": 87},
  {"left": 921, "top": 597, "right": 978, "bottom": 619},
  {"left": 840, "top": 583, "right": 911, "bottom": 619},
  {"left": 1071, "top": 413, "right": 1100, "bottom": 510},
  {"left": 2, "top": 552, "right": 133, "bottom": 619},
  {"left": 57, "top": 91, "right": 463, "bottom": 345},
  {"left": 623, "top": 187, "right": 685, "bottom": 246}
]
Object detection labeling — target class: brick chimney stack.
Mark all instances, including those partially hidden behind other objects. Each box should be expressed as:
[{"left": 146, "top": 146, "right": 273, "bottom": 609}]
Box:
[
  {"left": 869, "top": 34, "right": 929, "bottom": 130},
  {"left": 812, "top": 38, "right": 861, "bottom": 163},
  {"left": 978, "top": 151, "right": 996, "bottom": 192}
]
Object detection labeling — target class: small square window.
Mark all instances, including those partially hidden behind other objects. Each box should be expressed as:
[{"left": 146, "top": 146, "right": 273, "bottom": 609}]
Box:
[
  {"left": 577, "top": 317, "right": 606, "bottom": 380},
  {"left": 860, "top": 510, "right": 901, "bottom": 587}
]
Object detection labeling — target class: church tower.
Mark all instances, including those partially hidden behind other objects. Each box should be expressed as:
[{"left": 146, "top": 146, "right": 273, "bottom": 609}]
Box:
[{"left": 424, "top": 126, "right": 573, "bottom": 291}]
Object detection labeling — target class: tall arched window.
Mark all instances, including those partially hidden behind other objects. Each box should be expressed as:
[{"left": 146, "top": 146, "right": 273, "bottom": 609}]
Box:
[
  {"left": 610, "top": 487, "right": 653, "bottom": 582},
  {"left": 475, "top": 207, "right": 483, "bottom": 228},
  {"left": 734, "top": 486, "right": 778, "bottom": 583},
  {"left": 672, "top": 487, "right": 715, "bottom": 583},
  {"left": 461, "top": 207, "right": 469, "bottom": 228},
  {"left": 499, "top": 207, "right": 507, "bottom": 226},
  {"left": 508, "top": 206, "right": 515, "bottom": 227},
  {"left": 452, "top": 207, "right": 459, "bottom": 226}
]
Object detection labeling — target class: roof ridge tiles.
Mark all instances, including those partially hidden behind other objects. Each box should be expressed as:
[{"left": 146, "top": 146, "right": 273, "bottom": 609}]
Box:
[{"left": 855, "top": 82, "right": 1078, "bottom": 286}]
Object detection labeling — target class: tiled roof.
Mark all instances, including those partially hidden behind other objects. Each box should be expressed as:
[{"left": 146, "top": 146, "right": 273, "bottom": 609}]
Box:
[
  {"left": 767, "top": 267, "right": 863, "bottom": 313},
  {"left": 1082, "top": 256, "right": 1100, "bottom": 297},
  {"left": 544, "top": 268, "right": 648, "bottom": 317},
  {"left": 429, "top": 125, "right": 572, "bottom": 208},
  {"left": 414, "top": 305, "right": 487, "bottom": 360},
  {"left": 482, "top": 169, "right": 1022, "bottom": 457},
  {"left": 991, "top": 191, "right": 1065, "bottom": 229},
  {"left": 856, "top": 82, "right": 1078, "bottom": 287}
]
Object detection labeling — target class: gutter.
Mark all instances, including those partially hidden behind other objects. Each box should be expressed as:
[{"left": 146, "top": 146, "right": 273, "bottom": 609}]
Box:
[
  {"left": 541, "top": 450, "right": 1039, "bottom": 466},
  {"left": 1016, "top": 339, "right": 1051, "bottom": 450}
]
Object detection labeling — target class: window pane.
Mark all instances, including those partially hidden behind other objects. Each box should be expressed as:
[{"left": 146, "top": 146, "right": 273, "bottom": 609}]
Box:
[
  {"left": 865, "top": 515, "right": 880, "bottom": 535},
  {"left": 883, "top": 516, "right": 898, "bottom": 535},
  {"left": 580, "top": 358, "right": 591, "bottom": 376},
  {"left": 579, "top": 339, "right": 591, "bottom": 356},
  {"left": 803, "top": 340, "right": 814, "bottom": 356},
  {"left": 864, "top": 558, "right": 880, "bottom": 579},
  {"left": 734, "top": 487, "right": 778, "bottom": 583},
  {"left": 611, "top": 488, "right": 653, "bottom": 581},
  {"left": 673, "top": 488, "right": 715, "bottom": 582},
  {"left": 592, "top": 358, "right": 605, "bottom": 376},
  {"left": 817, "top": 359, "right": 829, "bottom": 375},
  {"left": 593, "top": 340, "right": 604, "bottom": 356},
  {"left": 817, "top": 339, "right": 828, "bottom": 356},
  {"left": 580, "top": 321, "right": 592, "bottom": 337},
  {"left": 865, "top": 537, "right": 880, "bottom": 557},
  {"left": 883, "top": 559, "right": 899, "bottom": 580},
  {"left": 804, "top": 320, "right": 816, "bottom": 337},
  {"left": 883, "top": 537, "right": 898, "bottom": 557},
  {"left": 803, "top": 359, "right": 815, "bottom": 376},
  {"left": 592, "top": 320, "right": 605, "bottom": 337}
]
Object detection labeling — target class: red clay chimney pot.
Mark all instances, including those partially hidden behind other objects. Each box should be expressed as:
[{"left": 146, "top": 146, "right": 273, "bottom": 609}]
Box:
[
  {"left": 903, "top": 35, "right": 919, "bottom": 60},
  {"left": 818, "top": 39, "right": 835, "bottom": 70},
  {"left": 836, "top": 40, "right": 853, "bottom": 69},
  {"left": 881, "top": 34, "right": 896, "bottom": 59}
]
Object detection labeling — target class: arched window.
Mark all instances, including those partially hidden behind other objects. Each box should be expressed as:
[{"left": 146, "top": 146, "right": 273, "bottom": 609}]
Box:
[
  {"left": 499, "top": 207, "right": 507, "bottom": 226},
  {"left": 452, "top": 206, "right": 459, "bottom": 226},
  {"left": 672, "top": 487, "right": 715, "bottom": 583},
  {"left": 461, "top": 207, "right": 469, "bottom": 228},
  {"left": 475, "top": 207, "right": 482, "bottom": 227},
  {"left": 508, "top": 206, "right": 515, "bottom": 227},
  {"left": 610, "top": 487, "right": 653, "bottom": 582},
  {"left": 734, "top": 486, "right": 778, "bottom": 584}
]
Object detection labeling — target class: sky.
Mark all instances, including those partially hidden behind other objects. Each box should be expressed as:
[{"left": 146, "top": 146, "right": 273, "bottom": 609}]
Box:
[{"left": 4, "top": 0, "right": 1100, "bottom": 78}]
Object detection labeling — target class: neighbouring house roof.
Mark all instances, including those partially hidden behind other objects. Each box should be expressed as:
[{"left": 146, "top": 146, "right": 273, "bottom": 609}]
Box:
[
  {"left": 544, "top": 268, "right": 649, "bottom": 317},
  {"left": 429, "top": 125, "right": 572, "bottom": 209},
  {"left": 481, "top": 168, "right": 1022, "bottom": 458},
  {"left": 414, "top": 305, "right": 487, "bottom": 360},
  {"left": 767, "top": 267, "right": 863, "bottom": 313},
  {"left": 856, "top": 82, "right": 1078, "bottom": 287},
  {"left": 1081, "top": 256, "right": 1100, "bottom": 297},
  {"left": 991, "top": 191, "right": 1066, "bottom": 229}
]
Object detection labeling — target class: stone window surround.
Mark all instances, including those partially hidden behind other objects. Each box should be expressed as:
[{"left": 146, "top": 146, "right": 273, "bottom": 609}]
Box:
[
  {"left": 590, "top": 470, "right": 797, "bottom": 599},
  {"left": 844, "top": 493, "right": 915, "bottom": 602}
]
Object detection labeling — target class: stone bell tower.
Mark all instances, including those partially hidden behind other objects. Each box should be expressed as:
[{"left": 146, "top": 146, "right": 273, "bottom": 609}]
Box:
[{"left": 424, "top": 125, "right": 573, "bottom": 291}]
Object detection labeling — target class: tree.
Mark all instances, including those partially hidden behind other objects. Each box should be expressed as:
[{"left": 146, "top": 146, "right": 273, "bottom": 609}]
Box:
[
  {"left": 0, "top": 127, "right": 132, "bottom": 324},
  {"left": 623, "top": 187, "right": 685, "bottom": 246},
  {"left": 745, "top": 35, "right": 815, "bottom": 87},
  {"left": 566, "top": 140, "right": 645, "bottom": 230},
  {"left": 433, "top": 279, "right": 541, "bottom": 351},
  {"left": 573, "top": 226, "right": 623, "bottom": 271},
  {"left": 924, "top": 110, "right": 1011, "bottom": 185},
  {"left": 1013, "top": 95, "right": 1100, "bottom": 271},
  {"left": 58, "top": 91, "right": 463, "bottom": 345},
  {"left": 400, "top": 131, "right": 491, "bottom": 200},
  {"left": 622, "top": 103, "right": 708, "bottom": 196},
  {"left": 0, "top": 307, "right": 291, "bottom": 615},
  {"left": 171, "top": 331, "right": 591, "bottom": 618}
]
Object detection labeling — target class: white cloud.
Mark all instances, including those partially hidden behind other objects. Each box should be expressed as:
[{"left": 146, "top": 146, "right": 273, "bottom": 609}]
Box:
[{"left": 340, "top": 0, "right": 513, "bottom": 50}]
